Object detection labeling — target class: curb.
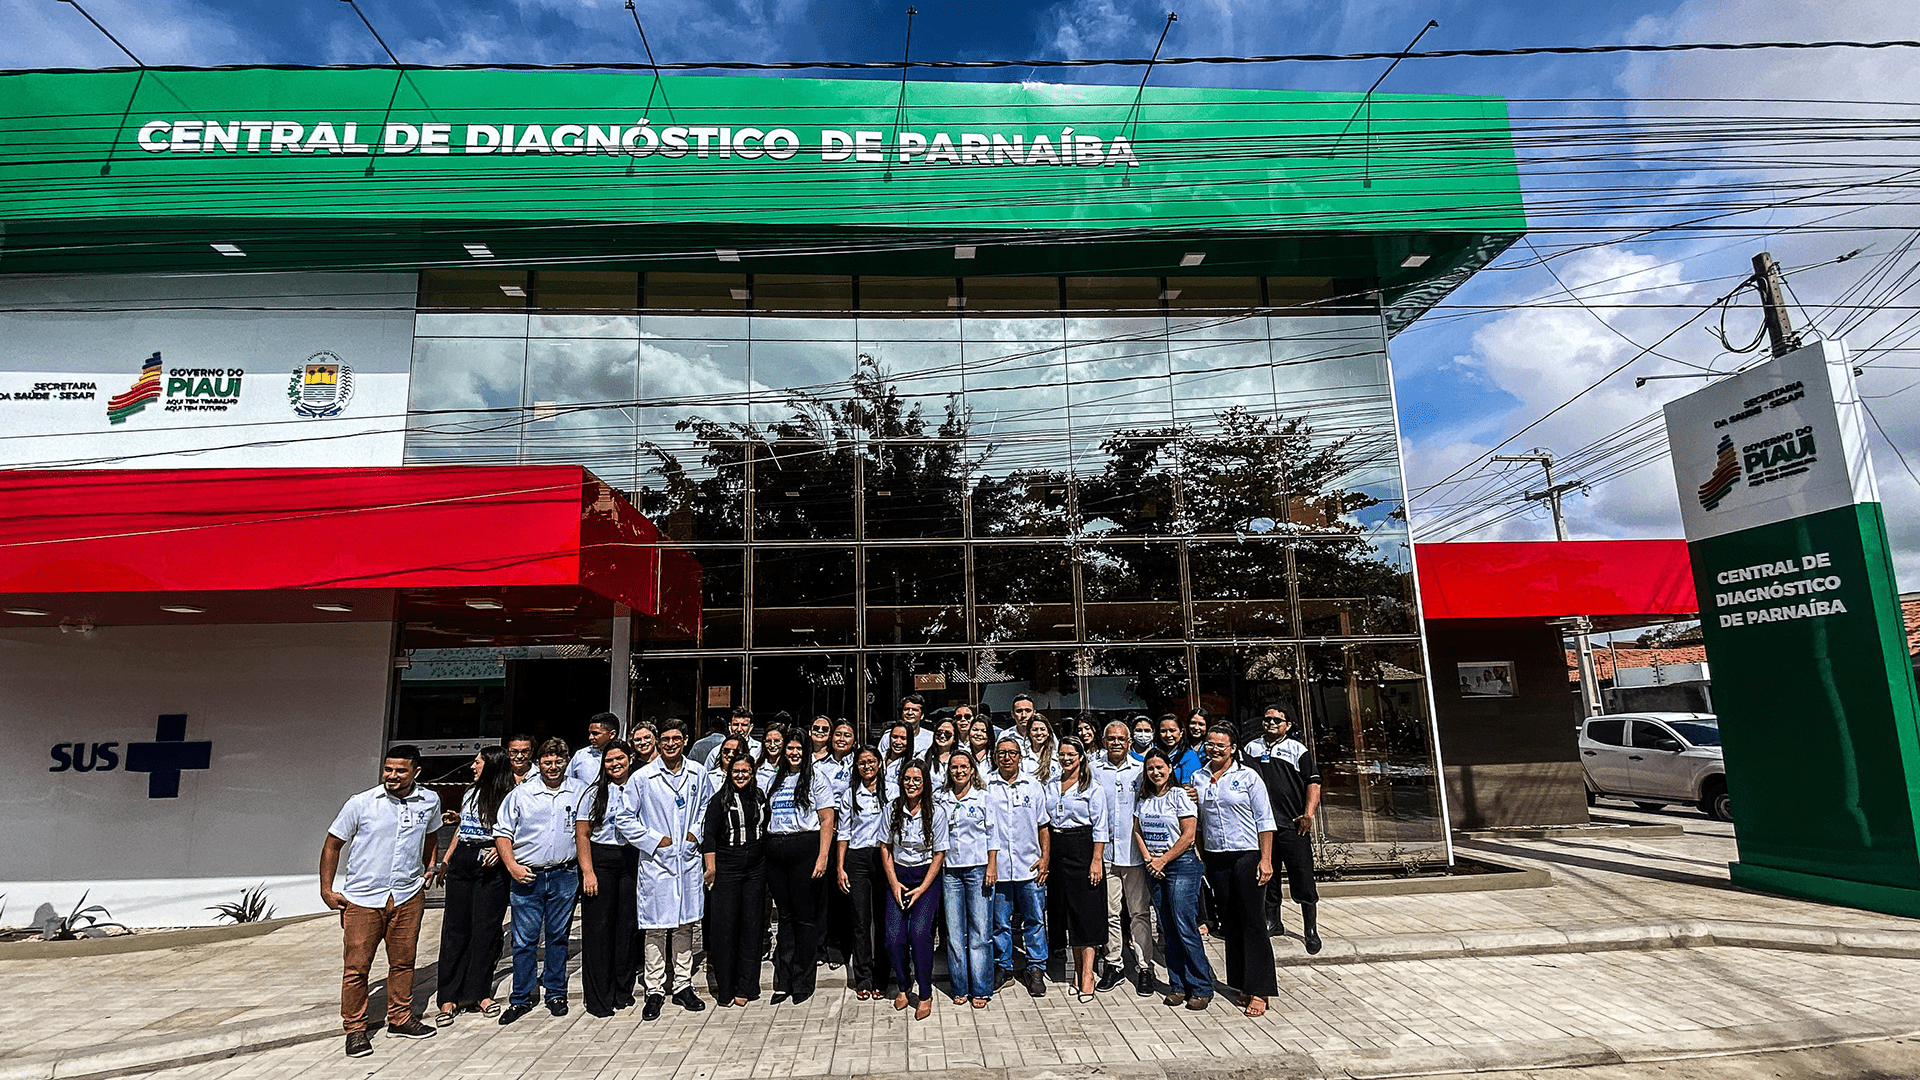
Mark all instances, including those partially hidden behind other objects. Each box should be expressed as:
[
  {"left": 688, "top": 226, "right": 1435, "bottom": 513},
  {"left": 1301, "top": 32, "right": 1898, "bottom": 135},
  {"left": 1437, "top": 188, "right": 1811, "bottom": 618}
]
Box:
[
  {"left": 0, "top": 914, "right": 330, "bottom": 961},
  {"left": 1274, "top": 916, "right": 1920, "bottom": 967},
  {"left": 1453, "top": 822, "right": 1687, "bottom": 841},
  {"left": 0, "top": 1005, "right": 339, "bottom": 1080}
]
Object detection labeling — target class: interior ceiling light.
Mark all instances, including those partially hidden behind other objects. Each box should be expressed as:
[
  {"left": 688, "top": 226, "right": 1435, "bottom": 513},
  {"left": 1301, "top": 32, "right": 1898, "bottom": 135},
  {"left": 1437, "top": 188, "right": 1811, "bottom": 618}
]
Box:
[
  {"left": 312, "top": 602, "right": 355, "bottom": 613},
  {"left": 462, "top": 242, "right": 494, "bottom": 258},
  {"left": 947, "top": 295, "right": 965, "bottom": 308},
  {"left": 5, "top": 607, "right": 51, "bottom": 616},
  {"left": 791, "top": 627, "right": 816, "bottom": 633},
  {"left": 954, "top": 245, "right": 977, "bottom": 259},
  {"left": 1401, "top": 252, "right": 1431, "bottom": 268},
  {"left": 210, "top": 242, "right": 244, "bottom": 257},
  {"left": 1180, "top": 252, "right": 1206, "bottom": 267},
  {"left": 464, "top": 597, "right": 505, "bottom": 610},
  {"left": 161, "top": 604, "right": 207, "bottom": 614},
  {"left": 729, "top": 288, "right": 751, "bottom": 300},
  {"left": 1159, "top": 289, "right": 1182, "bottom": 301},
  {"left": 499, "top": 284, "right": 526, "bottom": 297},
  {"left": 715, "top": 248, "right": 740, "bottom": 262}
]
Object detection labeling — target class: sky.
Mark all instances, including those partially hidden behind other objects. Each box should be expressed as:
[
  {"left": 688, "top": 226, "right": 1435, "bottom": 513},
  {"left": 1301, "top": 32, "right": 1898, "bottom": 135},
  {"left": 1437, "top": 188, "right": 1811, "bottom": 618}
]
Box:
[{"left": 8, "top": 0, "right": 1920, "bottom": 583}]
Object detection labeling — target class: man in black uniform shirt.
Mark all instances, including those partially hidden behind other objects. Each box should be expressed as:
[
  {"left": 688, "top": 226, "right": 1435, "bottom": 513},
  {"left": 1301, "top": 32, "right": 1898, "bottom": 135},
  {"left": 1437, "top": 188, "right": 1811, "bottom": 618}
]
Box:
[{"left": 1242, "top": 706, "right": 1323, "bottom": 953}]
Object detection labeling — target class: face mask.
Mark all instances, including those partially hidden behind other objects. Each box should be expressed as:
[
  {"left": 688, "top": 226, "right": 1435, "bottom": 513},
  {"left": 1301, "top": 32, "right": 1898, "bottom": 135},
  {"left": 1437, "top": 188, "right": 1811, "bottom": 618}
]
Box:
[{"left": 1132, "top": 730, "right": 1152, "bottom": 750}]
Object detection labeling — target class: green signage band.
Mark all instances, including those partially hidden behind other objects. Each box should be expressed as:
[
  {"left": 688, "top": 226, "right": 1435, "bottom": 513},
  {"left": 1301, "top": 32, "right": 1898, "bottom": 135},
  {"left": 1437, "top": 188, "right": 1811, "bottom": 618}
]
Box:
[{"left": 0, "top": 68, "right": 1524, "bottom": 297}]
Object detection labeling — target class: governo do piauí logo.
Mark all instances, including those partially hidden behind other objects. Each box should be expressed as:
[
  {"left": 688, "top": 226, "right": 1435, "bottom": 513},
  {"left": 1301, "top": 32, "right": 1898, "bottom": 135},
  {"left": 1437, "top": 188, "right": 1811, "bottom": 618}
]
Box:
[
  {"left": 105, "top": 351, "right": 162, "bottom": 425},
  {"left": 1698, "top": 434, "right": 1741, "bottom": 512}
]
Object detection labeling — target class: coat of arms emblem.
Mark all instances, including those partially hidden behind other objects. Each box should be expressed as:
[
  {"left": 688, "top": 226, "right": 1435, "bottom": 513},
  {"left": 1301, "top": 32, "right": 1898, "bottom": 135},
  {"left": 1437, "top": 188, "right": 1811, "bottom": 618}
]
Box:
[{"left": 288, "top": 352, "right": 355, "bottom": 419}]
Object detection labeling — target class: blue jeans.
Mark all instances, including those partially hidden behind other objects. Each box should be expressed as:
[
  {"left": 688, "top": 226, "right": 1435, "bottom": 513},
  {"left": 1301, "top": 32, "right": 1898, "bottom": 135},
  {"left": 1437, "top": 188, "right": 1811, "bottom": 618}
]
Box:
[
  {"left": 991, "top": 878, "right": 1047, "bottom": 972},
  {"left": 508, "top": 865, "right": 578, "bottom": 1006},
  {"left": 943, "top": 865, "right": 993, "bottom": 999},
  {"left": 1149, "top": 852, "right": 1213, "bottom": 998}
]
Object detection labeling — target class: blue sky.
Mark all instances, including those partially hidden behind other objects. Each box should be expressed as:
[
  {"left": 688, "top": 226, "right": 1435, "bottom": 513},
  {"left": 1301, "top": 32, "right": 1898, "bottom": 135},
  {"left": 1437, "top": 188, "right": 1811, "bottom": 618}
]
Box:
[{"left": 10, "top": 0, "right": 1920, "bottom": 579}]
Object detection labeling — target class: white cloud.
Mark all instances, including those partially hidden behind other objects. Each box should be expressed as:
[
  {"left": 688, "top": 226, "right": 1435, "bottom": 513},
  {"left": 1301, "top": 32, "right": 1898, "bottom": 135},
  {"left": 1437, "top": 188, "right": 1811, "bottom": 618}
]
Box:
[{"left": 0, "top": 0, "right": 257, "bottom": 67}]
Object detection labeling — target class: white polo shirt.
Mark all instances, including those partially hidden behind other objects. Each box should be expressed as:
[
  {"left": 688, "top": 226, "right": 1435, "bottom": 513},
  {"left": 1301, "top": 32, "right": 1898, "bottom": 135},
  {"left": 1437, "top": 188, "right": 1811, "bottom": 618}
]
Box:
[
  {"left": 1191, "top": 762, "right": 1277, "bottom": 853},
  {"left": 1091, "top": 754, "right": 1145, "bottom": 866},
  {"left": 495, "top": 776, "right": 588, "bottom": 867},
  {"left": 327, "top": 784, "right": 443, "bottom": 908},
  {"left": 838, "top": 781, "right": 888, "bottom": 850},
  {"left": 938, "top": 785, "right": 997, "bottom": 868},
  {"left": 887, "top": 802, "right": 950, "bottom": 868},
  {"left": 1045, "top": 775, "right": 1113, "bottom": 844},
  {"left": 568, "top": 745, "right": 605, "bottom": 787},
  {"left": 986, "top": 773, "right": 1051, "bottom": 883},
  {"left": 767, "top": 769, "right": 840, "bottom": 834}
]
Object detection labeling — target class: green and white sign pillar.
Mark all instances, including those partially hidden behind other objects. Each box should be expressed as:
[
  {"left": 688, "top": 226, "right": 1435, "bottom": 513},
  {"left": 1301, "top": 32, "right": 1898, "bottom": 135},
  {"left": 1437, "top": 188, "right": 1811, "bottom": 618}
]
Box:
[{"left": 1664, "top": 339, "right": 1920, "bottom": 917}]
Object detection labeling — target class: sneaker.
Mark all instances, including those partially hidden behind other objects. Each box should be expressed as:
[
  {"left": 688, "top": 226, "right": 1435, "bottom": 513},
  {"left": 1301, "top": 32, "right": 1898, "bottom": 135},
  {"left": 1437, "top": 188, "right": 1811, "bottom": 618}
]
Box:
[
  {"left": 1136, "top": 971, "right": 1158, "bottom": 997},
  {"left": 994, "top": 969, "right": 1013, "bottom": 993},
  {"left": 386, "top": 1018, "right": 436, "bottom": 1040},
  {"left": 498, "top": 1003, "right": 533, "bottom": 1025},
  {"left": 344, "top": 1031, "right": 373, "bottom": 1058},
  {"left": 642, "top": 995, "right": 664, "bottom": 1022},
  {"left": 1164, "top": 992, "right": 1186, "bottom": 1008},
  {"left": 1022, "top": 968, "right": 1047, "bottom": 998},
  {"left": 1095, "top": 967, "right": 1123, "bottom": 994},
  {"left": 546, "top": 998, "right": 568, "bottom": 1017},
  {"left": 672, "top": 988, "right": 706, "bottom": 1012}
]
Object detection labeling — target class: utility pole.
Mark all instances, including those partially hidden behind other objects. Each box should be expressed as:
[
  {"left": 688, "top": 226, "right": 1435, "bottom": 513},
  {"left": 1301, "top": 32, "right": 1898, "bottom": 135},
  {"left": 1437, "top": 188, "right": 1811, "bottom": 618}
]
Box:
[
  {"left": 1493, "top": 448, "right": 1604, "bottom": 717},
  {"left": 1751, "top": 251, "right": 1803, "bottom": 358}
]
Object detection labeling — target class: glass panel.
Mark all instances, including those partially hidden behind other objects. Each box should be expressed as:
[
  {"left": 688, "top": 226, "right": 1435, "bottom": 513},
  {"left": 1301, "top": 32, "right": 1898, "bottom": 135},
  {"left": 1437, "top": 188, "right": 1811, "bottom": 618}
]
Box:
[
  {"left": 530, "top": 313, "right": 639, "bottom": 339},
  {"left": 1195, "top": 645, "right": 1301, "bottom": 734},
  {"left": 961, "top": 276, "right": 1057, "bottom": 312},
  {"left": 404, "top": 336, "right": 526, "bottom": 464},
  {"left": 634, "top": 656, "right": 742, "bottom": 730},
  {"left": 1167, "top": 311, "right": 1274, "bottom": 431},
  {"left": 974, "top": 648, "right": 1079, "bottom": 718},
  {"left": 750, "top": 316, "right": 857, "bottom": 427},
  {"left": 858, "top": 316, "right": 967, "bottom": 539},
  {"left": 646, "top": 272, "right": 750, "bottom": 311},
  {"left": 865, "top": 546, "right": 966, "bottom": 646},
  {"left": 534, "top": 270, "right": 637, "bottom": 311},
  {"left": 413, "top": 311, "right": 530, "bottom": 338},
  {"left": 973, "top": 543, "right": 1074, "bottom": 643},
  {"left": 752, "top": 548, "right": 856, "bottom": 647},
  {"left": 750, "top": 652, "right": 858, "bottom": 728},
  {"left": 1189, "top": 539, "right": 1294, "bottom": 639},
  {"left": 419, "top": 268, "right": 529, "bottom": 310},
  {"left": 755, "top": 275, "right": 853, "bottom": 311},
  {"left": 633, "top": 322, "right": 749, "bottom": 542},
  {"left": 1165, "top": 277, "right": 1262, "bottom": 310},
  {"left": 861, "top": 276, "right": 959, "bottom": 312},
  {"left": 1303, "top": 643, "right": 1443, "bottom": 845},
  {"left": 1066, "top": 314, "right": 1171, "bottom": 448},
  {"left": 1080, "top": 542, "right": 1182, "bottom": 642},
  {"left": 693, "top": 549, "right": 744, "bottom": 650},
  {"left": 752, "top": 439, "right": 855, "bottom": 541},
  {"left": 968, "top": 450, "right": 1073, "bottom": 538},
  {"left": 1064, "top": 277, "right": 1160, "bottom": 311},
  {"left": 962, "top": 316, "right": 1065, "bottom": 439},
  {"left": 520, "top": 337, "right": 640, "bottom": 486},
  {"left": 1079, "top": 646, "right": 1190, "bottom": 727},
  {"left": 1074, "top": 433, "right": 1178, "bottom": 537},
  {"left": 1296, "top": 535, "right": 1417, "bottom": 637}
]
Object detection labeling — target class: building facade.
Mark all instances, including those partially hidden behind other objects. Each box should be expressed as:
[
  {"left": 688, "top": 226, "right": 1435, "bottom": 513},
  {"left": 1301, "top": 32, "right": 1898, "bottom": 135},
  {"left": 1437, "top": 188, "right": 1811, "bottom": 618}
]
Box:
[{"left": 0, "top": 67, "right": 1523, "bottom": 920}]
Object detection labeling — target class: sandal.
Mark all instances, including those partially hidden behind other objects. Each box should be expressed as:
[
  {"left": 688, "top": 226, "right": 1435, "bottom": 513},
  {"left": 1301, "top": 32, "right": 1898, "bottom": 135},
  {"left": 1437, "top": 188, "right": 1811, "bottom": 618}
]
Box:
[
  {"left": 434, "top": 1008, "right": 457, "bottom": 1027},
  {"left": 1244, "top": 996, "right": 1268, "bottom": 1018},
  {"left": 970, "top": 997, "right": 989, "bottom": 1009},
  {"left": 478, "top": 1000, "right": 502, "bottom": 1018},
  {"left": 856, "top": 989, "right": 872, "bottom": 1000},
  {"left": 950, "top": 994, "right": 967, "bottom": 1006}
]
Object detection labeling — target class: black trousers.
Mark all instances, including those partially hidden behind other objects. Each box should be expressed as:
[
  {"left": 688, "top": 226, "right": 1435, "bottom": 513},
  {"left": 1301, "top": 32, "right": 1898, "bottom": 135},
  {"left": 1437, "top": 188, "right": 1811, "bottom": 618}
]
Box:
[
  {"left": 579, "top": 842, "right": 640, "bottom": 1014},
  {"left": 766, "top": 831, "right": 824, "bottom": 997},
  {"left": 841, "top": 846, "right": 888, "bottom": 992},
  {"left": 706, "top": 846, "right": 767, "bottom": 1003},
  {"left": 1202, "top": 848, "right": 1278, "bottom": 997},
  {"left": 1269, "top": 829, "right": 1320, "bottom": 905},
  {"left": 437, "top": 842, "right": 510, "bottom": 1006}
]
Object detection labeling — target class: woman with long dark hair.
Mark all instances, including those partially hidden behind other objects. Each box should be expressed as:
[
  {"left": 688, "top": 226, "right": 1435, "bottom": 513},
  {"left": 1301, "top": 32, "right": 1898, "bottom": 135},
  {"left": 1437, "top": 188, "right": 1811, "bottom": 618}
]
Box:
[
  {"left": 966, "top": 717, "right": 994, "bottom": 768},
  {"left": 702, "top": 751, "right": 770, "bottom": 1007},
  {"left": 435, "top": 745, "right": 517, "bottom": 1024},
  {"left": 574, "top": 739, "right": 639, "bottom": 1017},
  {"left": 1192, "top": 723, "right": 1277, "bottom": 1017},
  {"left": 938, "top": 749, "right": 997, "bottom": 1008},
  {"left": 835, "top": 745, "right": 889, "bottom": 999},
  {"left": 882, "top": 760, "right": 948, "bottom": 1020},
  {"left": 1046, "top": 736, "right": 1111, "bottom": 1001},
  {"left": 879, "top": 721, "right": 915, "bottom": 799},
  {"left": 764, "top": 735, "right": 838, "bottom": 1004},
  {"left": 1134, "top": 747, "right": 1212, "bottom": 1008},
  {"left": 928, "top": 719, "right": 959, "bottom": 789},
  {"left": 755, "top": 725, "right": 788, "bottom": 791}
]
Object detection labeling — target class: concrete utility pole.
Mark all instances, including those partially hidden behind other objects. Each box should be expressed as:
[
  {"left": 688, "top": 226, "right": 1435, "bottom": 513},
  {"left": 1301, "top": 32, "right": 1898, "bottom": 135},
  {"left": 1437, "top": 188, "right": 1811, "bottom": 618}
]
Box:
[
  {"left": 1493, "top": 448, "right": 1604, "bottom": 716},
  {"left": 1751, "top": 251, "right": 1802, "bottom": 358}
]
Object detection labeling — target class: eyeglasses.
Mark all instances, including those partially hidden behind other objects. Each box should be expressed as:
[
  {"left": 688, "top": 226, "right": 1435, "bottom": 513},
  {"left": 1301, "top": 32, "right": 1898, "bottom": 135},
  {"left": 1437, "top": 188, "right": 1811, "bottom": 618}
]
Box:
[{"left": 810, "top": 725, "right": 831, "bottom": 734}]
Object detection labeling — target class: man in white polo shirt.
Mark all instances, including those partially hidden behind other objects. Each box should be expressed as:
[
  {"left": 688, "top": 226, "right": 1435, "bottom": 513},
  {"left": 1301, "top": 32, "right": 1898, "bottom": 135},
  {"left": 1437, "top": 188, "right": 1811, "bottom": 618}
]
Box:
[
  {"left": 569, "top": 714, "right": 618, "bottom": 786},
  {"left": 494, "top": 737, "right": 588, "bottom": 1024},
  {"left": 320, "top": 744, "right": 443, "bottom": 1059}
]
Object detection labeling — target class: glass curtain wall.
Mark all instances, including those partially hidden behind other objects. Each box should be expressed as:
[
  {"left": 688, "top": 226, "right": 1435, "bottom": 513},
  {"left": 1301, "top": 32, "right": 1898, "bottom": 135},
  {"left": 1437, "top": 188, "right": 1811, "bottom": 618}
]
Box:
[{"left": 407, "top": 270, "right": 1439, "bottom": 845}]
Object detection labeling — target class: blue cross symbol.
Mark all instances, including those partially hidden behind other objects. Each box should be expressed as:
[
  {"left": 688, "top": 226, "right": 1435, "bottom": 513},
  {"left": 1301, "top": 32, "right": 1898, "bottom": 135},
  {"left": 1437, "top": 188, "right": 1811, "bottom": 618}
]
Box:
[{"left": 126, "top": 714, "right": 212, "bottom": 799}]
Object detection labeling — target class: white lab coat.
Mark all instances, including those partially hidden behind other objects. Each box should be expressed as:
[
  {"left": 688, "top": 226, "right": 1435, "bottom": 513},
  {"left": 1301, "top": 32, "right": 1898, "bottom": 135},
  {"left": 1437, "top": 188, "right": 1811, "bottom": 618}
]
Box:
[{"left": 618, "top": 757, "right": 713, "bottom": 930}]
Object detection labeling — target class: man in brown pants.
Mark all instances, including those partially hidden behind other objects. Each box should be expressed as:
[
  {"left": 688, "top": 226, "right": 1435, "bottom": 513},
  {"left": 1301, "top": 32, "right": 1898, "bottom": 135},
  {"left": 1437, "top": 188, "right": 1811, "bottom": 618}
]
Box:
[{"left": 321, "top": 744, "right": 443, "bottom": 1057}]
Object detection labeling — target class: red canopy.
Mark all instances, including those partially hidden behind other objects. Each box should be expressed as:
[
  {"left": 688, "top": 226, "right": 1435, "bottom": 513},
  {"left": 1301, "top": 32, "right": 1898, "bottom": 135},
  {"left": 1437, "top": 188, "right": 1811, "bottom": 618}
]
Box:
[
  {"left": 0, "top": 465, "right": 699, "bottom": 643},
  {"left": 1415, "top": 539, "right": 1697, "bottom": 628}
]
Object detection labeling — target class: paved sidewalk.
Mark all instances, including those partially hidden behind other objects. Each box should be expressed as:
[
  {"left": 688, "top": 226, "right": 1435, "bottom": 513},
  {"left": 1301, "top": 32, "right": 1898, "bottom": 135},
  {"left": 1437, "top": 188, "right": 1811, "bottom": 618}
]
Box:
[{"left": 4, "top": 806, "right": 1918, "bottom": 1080}]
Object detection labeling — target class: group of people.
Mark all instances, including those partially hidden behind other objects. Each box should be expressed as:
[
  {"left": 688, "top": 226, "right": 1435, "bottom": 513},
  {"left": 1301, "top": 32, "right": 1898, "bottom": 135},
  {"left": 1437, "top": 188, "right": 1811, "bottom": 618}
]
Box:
[{"left": 319, "top": 695, "right": 1324, "bottom": 1059}]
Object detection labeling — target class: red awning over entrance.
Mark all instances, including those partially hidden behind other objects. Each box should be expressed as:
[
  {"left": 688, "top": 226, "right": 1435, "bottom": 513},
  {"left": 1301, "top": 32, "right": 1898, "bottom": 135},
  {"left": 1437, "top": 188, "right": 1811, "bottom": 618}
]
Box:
[
  {"left": 0, "top": 465, "right": 699, "bottom": 642},
  {"left": 1415, "top": 539, "right": 1697, "bottom": 629}
]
